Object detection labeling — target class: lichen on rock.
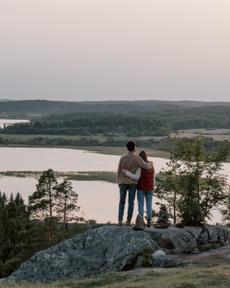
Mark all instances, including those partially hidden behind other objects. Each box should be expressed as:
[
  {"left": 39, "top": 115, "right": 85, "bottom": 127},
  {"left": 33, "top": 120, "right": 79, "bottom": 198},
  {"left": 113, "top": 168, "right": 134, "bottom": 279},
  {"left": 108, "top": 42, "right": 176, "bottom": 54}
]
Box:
[{"left": 4, "top": 225, "right": 230, "bottom": 283}]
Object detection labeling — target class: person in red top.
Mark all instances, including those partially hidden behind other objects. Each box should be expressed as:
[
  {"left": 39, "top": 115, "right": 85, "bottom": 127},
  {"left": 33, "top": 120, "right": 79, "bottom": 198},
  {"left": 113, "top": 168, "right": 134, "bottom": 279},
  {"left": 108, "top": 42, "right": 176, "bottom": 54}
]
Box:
[{"left": 123, "top": 151, "right": 155, "bottom": 227}]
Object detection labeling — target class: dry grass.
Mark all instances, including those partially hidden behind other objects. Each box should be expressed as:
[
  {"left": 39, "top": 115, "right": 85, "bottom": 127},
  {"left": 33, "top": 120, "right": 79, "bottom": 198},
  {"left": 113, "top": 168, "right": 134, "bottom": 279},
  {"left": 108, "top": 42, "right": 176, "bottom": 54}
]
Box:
[{"left": 2, "top": 266, "right": 230, "bottom": 288}]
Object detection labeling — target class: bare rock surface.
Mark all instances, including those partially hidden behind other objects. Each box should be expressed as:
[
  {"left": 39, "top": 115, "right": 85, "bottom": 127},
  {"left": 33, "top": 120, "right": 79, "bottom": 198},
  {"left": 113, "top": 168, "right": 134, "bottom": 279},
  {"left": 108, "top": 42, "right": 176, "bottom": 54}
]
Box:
[
  {"left": 180, "top": 245, "right": 230, "bottom": 266},
  {"left": 4, "top": 225, "right": 230, "bottom": 283}
]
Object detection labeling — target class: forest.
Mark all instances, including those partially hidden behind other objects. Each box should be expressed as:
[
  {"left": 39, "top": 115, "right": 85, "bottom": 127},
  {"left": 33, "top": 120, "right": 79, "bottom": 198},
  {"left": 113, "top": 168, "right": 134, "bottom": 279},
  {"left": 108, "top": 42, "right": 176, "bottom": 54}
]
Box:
[
  {"left": 2, "top": 109, "right": 230, "bottom": 135},
  {"left": 0, "top": 170, "right": 86, "bottom": 278},
  {"left": 1, "top": 100, "right": 230, "bottom": 157}
]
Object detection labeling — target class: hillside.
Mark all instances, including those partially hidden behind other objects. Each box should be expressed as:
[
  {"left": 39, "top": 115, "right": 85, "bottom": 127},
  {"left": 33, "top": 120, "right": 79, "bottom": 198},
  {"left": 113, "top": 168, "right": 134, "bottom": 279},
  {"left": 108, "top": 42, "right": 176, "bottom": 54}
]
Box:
[
  {"left": 1, "top": 100, "right": 230, "bottom": 156},
  {"left": 1, "top": 99, "right": 230, "bottom": 118}
]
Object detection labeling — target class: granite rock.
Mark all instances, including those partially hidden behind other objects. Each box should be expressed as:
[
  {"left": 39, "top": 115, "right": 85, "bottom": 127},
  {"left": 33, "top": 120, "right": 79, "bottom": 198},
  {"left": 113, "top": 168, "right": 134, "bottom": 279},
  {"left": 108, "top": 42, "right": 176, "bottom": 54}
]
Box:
[{"left": 4, "top": 225, "right": 230, "bottom": 283}]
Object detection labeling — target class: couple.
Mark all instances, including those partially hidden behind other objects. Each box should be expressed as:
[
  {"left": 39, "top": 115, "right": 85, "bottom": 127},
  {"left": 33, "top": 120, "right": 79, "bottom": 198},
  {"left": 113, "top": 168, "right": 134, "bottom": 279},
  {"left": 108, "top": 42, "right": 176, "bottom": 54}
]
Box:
[{"left": 117, "top": 141, "right": 155, "bottom": 227}]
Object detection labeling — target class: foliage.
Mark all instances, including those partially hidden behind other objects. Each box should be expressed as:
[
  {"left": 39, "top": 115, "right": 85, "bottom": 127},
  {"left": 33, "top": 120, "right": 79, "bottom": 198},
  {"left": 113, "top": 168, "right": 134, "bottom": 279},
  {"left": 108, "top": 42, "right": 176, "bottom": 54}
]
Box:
[
  {"left": 54, "top": 179, "right": 80, "bottom": 239},
  {"left": 28, "top": 169, "right": 58, "bottom": 244},
  {"left": 156, "top": 139, "right": 228, "bottom": 225},
  {"left": 2, "top": 112, "right": 168, "bottom": 137},
  {"left": 28, "top": 170, "right": 81, "bottom": 243},
  {"left": 155, "top": 158, "right": 181, "bottom": 224},
  {"left": 0, "top": 174, "right": 85, "bottom": 278},
  {"left": 2, "top": 100, "right": 230, "bottom": 137},
  {"left": 0, "top": 192, "right": 30, "bottom": 277},
  {"left": 0, "top": 133, "right": 229, "bottom": 162},
  {"left": 221, "top": 186, "right": 230, "bottom": 224}
]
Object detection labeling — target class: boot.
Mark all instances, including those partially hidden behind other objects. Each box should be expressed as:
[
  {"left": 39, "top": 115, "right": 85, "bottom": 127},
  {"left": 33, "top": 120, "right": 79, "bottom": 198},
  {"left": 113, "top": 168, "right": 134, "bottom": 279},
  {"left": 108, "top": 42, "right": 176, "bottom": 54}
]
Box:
[
  {"left": 126, "top": 218, "right": 132, "bottom": 226},
  {"left": 133, "top": 214, "right": 145, "bottom": 230}
]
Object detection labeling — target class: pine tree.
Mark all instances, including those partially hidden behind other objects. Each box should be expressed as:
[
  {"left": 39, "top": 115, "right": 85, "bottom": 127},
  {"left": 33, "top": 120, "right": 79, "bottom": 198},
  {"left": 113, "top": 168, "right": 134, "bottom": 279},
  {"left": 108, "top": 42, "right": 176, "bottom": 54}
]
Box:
[
  {"left": 29, "top": 169, "right": 58, "bottom": 244},
  {"left": 6, "top": 194, "right": 17, "bottom": 254},
  {"left": 14, "top": 193, "right": 30, "bottom": 254},
  {"left": 54, "top": 179, "right": 80, "bottom": 239},
  {"left": 0, "top": 192, "right": 7, "bottom": 236},
  {"left": 0, "top": 192, "right": 30, "bottom": 274},
  {"left": 0, "top": 192, "right": 8, "bottom": 262},
  {"left": 5, "top": 193, "right": 29, "bottom": 258}
]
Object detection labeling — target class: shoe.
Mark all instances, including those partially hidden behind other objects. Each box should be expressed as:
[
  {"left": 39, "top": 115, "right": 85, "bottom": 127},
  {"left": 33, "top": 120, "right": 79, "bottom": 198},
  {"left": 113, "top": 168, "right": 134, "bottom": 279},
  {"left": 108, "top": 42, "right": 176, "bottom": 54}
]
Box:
[
  {"left": 118, "top": 221, "right": 122, "bottom": 226},
  {"left": 134, "top": 215, "right": 145, "bottom": 230},
  {"left": 147, "top": 220, "right": 151, "bottom": 228},
  {"left": 126, "top": 220, "right": 131, "bottom": 226}
]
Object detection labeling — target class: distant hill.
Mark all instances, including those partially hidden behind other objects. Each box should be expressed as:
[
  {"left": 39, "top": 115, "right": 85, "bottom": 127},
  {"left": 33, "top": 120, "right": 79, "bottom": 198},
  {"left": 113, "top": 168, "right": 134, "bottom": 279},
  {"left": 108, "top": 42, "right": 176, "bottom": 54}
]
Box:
[
  {"left": 0, "top": 99, "right": 230, "bottom": 118},
  {"left": 0, "top": 99, "right": 12, "bottom": 102}
]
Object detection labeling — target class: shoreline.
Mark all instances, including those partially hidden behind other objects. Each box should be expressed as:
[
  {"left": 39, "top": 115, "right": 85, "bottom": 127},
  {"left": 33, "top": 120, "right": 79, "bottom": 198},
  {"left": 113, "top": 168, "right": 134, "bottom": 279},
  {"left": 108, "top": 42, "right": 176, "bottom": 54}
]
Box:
[
  {"left": 0, "top": 171, "right": 117, "bottom": 184},
  {"left": 0, "top": 144, "right": 170, "bottom": 159},
  {"left": 0, "top": 144, "right": 229, "bottom": 163}
]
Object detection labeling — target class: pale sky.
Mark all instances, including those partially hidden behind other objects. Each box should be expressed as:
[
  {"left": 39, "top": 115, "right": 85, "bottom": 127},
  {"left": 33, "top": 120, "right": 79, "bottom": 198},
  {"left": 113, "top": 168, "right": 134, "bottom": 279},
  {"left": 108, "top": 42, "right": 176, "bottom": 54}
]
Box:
[{"left": 0, "top": 0, "right": 230, "bottom": 102}]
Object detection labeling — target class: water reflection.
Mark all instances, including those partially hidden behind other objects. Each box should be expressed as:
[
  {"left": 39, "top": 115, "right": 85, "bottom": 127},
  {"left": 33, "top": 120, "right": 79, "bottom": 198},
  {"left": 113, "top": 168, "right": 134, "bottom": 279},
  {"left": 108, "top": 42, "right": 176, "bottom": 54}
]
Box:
[
  {"left": 0, "top": 176, "right": 223, "bottom": 224},
  {"left": 0, "top": 176, "right": 121, "bottom": 223},
  {"left": 0, "top": 147, "right": 229, "bottom": 224},
  {"left": 0, "top": 147, "right": 229, "bottom": 182},
  {"left": 0, "top": 147, "right": 120, "bottom": 171}
]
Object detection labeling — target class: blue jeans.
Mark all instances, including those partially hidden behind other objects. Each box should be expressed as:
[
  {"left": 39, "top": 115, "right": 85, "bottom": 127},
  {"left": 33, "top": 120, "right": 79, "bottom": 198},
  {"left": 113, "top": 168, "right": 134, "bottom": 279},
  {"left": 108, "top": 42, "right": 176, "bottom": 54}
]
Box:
[
  {"left": 137, "top": 190, "right": 153, "bottom": 221},
  {"left": 118, "top": 184, "right": 136, "bottom": 222}
]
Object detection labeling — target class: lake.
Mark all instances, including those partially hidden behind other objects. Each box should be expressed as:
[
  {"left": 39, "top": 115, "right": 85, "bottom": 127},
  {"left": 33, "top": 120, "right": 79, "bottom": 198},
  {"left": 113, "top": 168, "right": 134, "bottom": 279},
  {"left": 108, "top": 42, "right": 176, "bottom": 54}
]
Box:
[
  {"left": 0, "top": 147, "right": 168, "bottom": 172},
  {"left": 0, "top": 176, "right": 119, "bottom": 223},
  {"left": 0, "top": 147, "right": 229, "bottom": 224}
]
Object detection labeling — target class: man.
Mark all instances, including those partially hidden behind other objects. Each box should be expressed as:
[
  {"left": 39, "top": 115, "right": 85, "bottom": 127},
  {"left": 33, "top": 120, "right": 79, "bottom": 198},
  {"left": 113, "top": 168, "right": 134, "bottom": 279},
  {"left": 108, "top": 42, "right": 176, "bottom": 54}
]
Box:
[{"left": 117, "top": 141, "right": 153, "bottom": 226}]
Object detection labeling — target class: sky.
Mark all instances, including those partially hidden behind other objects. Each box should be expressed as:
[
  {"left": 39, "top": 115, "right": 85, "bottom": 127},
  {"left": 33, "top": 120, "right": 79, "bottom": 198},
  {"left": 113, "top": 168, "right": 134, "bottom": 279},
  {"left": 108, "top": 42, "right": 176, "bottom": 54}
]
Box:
[{"left": 0, "top": 0, "right": 230, "bottom": 102}]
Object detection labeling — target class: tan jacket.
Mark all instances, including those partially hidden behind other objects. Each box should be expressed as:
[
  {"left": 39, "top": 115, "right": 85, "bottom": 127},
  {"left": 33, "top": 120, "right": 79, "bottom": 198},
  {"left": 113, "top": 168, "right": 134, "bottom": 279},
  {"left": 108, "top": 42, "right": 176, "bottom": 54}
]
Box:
[{"left": 117, "top": 152, "right": 153, "bottom": 185}]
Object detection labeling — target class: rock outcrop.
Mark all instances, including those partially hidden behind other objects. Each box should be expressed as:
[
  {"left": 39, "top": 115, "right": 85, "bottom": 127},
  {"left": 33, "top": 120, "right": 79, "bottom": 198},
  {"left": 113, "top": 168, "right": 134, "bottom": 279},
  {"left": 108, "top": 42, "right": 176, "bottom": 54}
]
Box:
[{"left": 4, "top": 225, "right": 230, "bottom": 283}]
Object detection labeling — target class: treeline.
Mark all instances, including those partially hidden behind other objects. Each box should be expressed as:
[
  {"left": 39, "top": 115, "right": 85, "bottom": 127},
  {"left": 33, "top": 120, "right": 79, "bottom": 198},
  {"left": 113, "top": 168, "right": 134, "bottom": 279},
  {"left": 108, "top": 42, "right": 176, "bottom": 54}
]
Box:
[
  {"left": 0, "top": 170, "right": 85, "bottom": 278},
  {"left": 2, "top": 113, "right": 168, "bottom": 136},
  {"left": 0, "top": 134, "right": 229, "bottom": 159},
  {"left": 1, "top": 99, "right": 230, "bottom": 118},
  {"left": 0, "top": 135, "right": 167, "bottom": 147},
  {"left": 0, "top": 193, "right": 30, "bottom": 277},
  {"left": 2, "top": 107, "right": 230, "bottom": 137}
]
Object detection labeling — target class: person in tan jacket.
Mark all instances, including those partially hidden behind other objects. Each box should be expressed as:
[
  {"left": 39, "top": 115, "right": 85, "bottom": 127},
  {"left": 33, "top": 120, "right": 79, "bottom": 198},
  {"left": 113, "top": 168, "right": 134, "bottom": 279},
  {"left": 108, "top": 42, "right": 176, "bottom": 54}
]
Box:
[{"left": 117, "top": 141, "right": 153, "bottom": 226}]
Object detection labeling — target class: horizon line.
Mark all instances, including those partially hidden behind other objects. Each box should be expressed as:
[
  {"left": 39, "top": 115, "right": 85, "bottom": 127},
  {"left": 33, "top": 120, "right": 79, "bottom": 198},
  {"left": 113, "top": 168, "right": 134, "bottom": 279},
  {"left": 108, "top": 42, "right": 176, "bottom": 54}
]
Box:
[{"left": 2, "top": 99, "right": 230, "bottom": 104}]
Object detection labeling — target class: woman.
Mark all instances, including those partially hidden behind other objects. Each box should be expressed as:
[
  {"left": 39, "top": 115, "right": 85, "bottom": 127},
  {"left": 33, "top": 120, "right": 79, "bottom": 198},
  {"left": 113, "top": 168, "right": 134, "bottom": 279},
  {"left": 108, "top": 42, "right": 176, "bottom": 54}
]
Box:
[{"left": 123, "top": 151, "right": 155, "bottom": 227}]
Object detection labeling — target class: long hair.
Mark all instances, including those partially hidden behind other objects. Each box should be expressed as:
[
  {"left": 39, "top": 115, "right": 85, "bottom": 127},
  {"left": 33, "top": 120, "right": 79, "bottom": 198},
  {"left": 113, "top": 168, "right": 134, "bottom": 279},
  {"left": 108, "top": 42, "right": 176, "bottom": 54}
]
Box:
[{"left": 139, "top": 150, "right": 148, "bottom": 162}]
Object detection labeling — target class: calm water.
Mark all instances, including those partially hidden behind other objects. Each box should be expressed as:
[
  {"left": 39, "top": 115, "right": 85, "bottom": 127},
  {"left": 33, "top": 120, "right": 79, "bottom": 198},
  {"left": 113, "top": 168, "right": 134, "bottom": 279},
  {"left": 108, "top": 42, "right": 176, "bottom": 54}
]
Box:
[
  {"left": 0, "top": 147, "right": 229, "bottom": 223},
  {"left": 0, "top": 119, "right": 30, "bottom": 129},
  {"left": 0, "top": 176, "right": 119, "bottom": 223},
  {"left": 0, "top": 147, "right": 170, "bottom": 172}
]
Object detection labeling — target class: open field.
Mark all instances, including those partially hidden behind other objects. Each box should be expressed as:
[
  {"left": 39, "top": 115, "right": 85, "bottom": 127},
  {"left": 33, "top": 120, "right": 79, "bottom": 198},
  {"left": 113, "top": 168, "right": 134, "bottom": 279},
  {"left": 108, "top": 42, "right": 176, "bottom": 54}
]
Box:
[
  {"left": 171, "top": 129, "right": 230, "bottom": 141},
  {"left": 0, "top": 133, "right": 228, "bottom": 162},
  {"left": 0, "top": 133, "right": 110, "bottom": 142},
  {"left": 2, "top": 266, "right": 230, "bottom": 288},
  {"left": 0, "top": 132, "right": 170, "bottom": 159},
  {"left": 0, "top": 133, "right": 163, "bottom": 142}
]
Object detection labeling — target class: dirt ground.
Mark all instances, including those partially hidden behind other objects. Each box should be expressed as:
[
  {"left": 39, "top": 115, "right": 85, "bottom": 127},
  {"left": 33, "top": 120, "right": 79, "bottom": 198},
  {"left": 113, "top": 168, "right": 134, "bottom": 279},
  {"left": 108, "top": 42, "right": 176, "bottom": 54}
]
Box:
[{"left": 180, "top": 245, "right": 230, "bottom": 266}]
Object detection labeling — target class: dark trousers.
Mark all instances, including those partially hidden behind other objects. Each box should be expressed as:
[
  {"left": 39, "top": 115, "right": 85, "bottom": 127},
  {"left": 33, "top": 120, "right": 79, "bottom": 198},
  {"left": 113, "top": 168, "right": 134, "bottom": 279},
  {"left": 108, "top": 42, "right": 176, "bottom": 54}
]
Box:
[{"left": 118, "top": 184, "right": 136, "bottom": 222}]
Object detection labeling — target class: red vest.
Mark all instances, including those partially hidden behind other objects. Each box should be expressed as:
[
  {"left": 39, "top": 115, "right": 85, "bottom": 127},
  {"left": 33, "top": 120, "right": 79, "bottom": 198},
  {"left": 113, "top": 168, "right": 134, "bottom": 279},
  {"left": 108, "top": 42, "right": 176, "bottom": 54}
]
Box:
[{"left": 137, "top": 168, "right": 154, "bottom": 192}]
